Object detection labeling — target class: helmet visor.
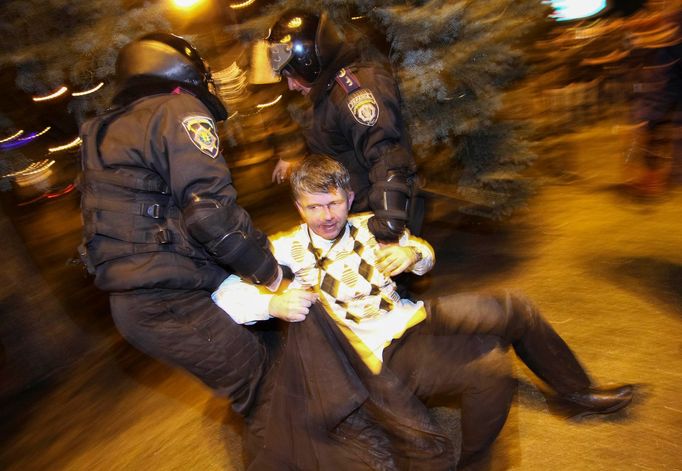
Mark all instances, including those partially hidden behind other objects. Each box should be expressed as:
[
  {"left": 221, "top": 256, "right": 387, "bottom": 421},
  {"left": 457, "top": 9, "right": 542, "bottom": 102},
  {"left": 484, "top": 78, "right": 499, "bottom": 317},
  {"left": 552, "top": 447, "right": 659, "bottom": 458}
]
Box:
[
  {"left": 269, "top": 42, "right": 293, "bottom": 74},
  {"left": 249, "top": 40, "right": 281, "bottom": 85}
]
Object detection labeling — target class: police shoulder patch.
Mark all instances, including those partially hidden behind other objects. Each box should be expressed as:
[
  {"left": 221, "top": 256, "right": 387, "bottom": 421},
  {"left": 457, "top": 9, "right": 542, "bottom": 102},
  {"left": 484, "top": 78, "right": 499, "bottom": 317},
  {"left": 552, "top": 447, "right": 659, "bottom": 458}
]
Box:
[
  {"left": 182, "top": 116, "right": 220, "bottom": 159},
  {"left": 346, "top": 89, "right": 379, "bottom": 127}
]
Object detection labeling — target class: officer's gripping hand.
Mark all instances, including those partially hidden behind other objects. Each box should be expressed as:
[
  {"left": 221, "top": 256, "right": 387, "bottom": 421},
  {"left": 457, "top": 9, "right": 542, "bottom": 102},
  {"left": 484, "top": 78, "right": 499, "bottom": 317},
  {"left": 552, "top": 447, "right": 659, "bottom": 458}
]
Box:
[
  {"left": 268, "top": 289, "right": 319, "bottom": 322},
  {"left": 272, "top": 159, "right": 293, "bottom": 184},
  {"left": 377, "top": 244, "right": 419, "bottom": 277},
  {"left": 265, "top": 265, "right": 284, "bottom": 292}
]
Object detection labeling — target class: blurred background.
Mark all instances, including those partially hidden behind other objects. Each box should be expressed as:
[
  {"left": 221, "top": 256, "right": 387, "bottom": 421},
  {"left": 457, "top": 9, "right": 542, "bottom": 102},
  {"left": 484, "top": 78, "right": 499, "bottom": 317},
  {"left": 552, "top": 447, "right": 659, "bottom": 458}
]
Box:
[{"left": 1, "top": 1, "right": 681, "bottom": 470}]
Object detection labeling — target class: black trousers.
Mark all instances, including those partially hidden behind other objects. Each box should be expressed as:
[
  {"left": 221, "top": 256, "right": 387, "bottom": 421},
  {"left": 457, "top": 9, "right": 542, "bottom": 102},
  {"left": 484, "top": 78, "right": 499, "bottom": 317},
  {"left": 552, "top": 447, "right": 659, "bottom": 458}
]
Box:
[
  {"left": 109, "top": 289, "right": 267, "bottom": 415},
  {"left": 384, "top": 291, "right": 592, "bottom": 458}
]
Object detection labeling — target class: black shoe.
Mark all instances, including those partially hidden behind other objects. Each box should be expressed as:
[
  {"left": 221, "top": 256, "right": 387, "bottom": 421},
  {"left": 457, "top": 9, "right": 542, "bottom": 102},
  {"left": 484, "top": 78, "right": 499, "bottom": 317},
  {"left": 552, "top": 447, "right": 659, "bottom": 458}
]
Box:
[{"left": 557, "top": 384, "right": 634, "bottom": 418}]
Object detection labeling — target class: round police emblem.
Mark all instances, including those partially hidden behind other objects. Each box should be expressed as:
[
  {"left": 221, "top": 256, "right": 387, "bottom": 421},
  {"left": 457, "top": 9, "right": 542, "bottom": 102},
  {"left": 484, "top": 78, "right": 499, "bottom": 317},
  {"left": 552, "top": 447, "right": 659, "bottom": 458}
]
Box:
[{"left": 347, "top": 89, "right": 379, "bottom": 127}]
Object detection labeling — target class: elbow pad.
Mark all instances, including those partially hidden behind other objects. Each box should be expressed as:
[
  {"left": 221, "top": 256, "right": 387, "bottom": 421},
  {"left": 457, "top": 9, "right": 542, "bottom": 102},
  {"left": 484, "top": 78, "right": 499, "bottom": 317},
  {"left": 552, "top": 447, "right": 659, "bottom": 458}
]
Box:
[
  {"left": 368, "top": 171, "right": 410, "bottom": 242},
  {"left": 184, "top": 199, "right": 279, "bottom": 286},
  {"left": 210, "top": 231, "right": 279, "bottom": 286}
]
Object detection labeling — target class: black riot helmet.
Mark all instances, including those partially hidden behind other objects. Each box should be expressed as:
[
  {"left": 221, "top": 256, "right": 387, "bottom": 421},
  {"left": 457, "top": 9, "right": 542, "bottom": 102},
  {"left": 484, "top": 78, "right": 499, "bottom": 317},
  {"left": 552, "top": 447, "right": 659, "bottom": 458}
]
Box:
[
  {"left": 114, "top": 33, "right": 227, "bottom": 121},
  {"left": 267, "top": 9, "right": 344, "bottom": 85}
]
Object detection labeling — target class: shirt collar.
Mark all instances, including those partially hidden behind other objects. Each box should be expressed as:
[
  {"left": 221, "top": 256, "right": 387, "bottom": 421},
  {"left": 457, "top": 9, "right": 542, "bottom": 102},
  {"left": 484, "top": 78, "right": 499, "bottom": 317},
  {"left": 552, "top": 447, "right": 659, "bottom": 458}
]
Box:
[{"left": 307, "top": 223, "right": 350, "bottom": 251}]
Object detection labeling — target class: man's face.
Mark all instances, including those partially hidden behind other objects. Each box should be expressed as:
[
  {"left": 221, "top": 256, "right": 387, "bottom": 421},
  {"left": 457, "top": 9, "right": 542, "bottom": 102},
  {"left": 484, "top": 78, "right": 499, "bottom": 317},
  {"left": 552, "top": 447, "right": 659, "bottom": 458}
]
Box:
[
  {"left": 295, "top": 188, "right": 354, "bottom": 240},
  {"left": 286, "top": 75, "right": 312, "bottom": 96}
]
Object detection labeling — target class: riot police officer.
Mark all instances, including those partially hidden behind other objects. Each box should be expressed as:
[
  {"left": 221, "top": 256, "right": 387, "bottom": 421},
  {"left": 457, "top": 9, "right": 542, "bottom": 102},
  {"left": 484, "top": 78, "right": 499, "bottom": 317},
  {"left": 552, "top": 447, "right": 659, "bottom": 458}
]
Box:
[
  {"left": 78, "top": 33, "right": 282, "bottom": 414},
  {"left": 253, "top": 9, "right": 422, "bottom": 242}
]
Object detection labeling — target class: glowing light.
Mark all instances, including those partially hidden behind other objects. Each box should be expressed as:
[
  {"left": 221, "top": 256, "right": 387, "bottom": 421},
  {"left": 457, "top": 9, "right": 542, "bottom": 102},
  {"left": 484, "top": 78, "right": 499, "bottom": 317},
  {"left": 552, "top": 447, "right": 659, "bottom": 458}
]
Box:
[
  {"left": 1, "top": 139, "right": 28, "bottom": 151},
  {"left": 279, "top": 34, "right": 291, "bottom": 44},
  {"left": 544, "top": 0, "right": 607, "bottom": 21},
  {"left": 48, "top": 137, "right": 82, "bottom": 153},
  {"left": 229, "top": 0, "right": 255, "bottom": 9},
  {"left": 45, "top": 183, "right": 76, "bottom": 199},
  {"left": 228, "top": 111, "right": 239, "bottom": 120},
  {"left": 0, "top": 130, "right": 24, "bottom": 143},
  {"left": 17, "top": 183, "right": 75, "bottom": 206},
  {"left": 1, "top": 134, "right": 33, "bottom": 150},
  {"left": 12, "top": 160, "right": 54, "bottom": 189},
  {"left": 18, "top": 126, "right": 51, "bottom": 141},
  {"left": 172, "top": 0, "right": 203, "bottom": 8},
  {"left": 34, "top": 126, "right": 51, "bottom": 137},
  {"left": 287, "top": 17, "right": 302, "bottom": 29},
  {"left": 3, "top": 159, "right": 55, "bottom": 178},
  {"left": 32, "top": 86, "right": 68, "bottom": 102},
  {"left": 256, "top": 94, "right": 282, "bottom": 109},
  {"left": 18, "top": 160, "right": 55, "bottom": 176},
  {"left": 0, "top": 127, "right": 51, "bottom": 150},
  {"left": 351, "top": 16, "right": 365, "bottom": 20},
  {"left": 72, "top": 82, "right": 104, "bottom": 96}
]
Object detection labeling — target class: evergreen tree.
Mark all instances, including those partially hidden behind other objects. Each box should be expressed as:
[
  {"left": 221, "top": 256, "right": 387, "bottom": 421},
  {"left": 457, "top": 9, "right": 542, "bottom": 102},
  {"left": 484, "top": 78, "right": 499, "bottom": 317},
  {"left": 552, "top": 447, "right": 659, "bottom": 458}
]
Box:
[
  {"left": 0, "top": 1, "right": 176, "bottom": 196},
  {"left": 0, "top": 0, "right": 171, "bottom": 122},
  {"left": 237, "top": 0, "right": 551, "bottom": 217}
]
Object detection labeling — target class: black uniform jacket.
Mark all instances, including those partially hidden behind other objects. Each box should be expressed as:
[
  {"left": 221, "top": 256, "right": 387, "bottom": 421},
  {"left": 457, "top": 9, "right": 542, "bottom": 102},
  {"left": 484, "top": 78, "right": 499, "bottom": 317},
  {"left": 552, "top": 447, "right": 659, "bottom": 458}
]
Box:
[
  {"left": 303, "top": 59, "right": 417, "bottom": 214},
  {"left": 79, "top": 91, "right": 262, "bottom": 292}
]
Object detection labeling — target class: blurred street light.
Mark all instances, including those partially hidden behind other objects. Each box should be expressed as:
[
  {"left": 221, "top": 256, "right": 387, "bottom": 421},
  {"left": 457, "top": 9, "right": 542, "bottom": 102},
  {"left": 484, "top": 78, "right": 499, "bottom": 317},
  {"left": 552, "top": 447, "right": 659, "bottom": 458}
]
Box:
[
  {"left": 48, "top": 137, "right": 81, "bottom": 154},
  {"left": 545, "top": 0, "right": 608, "bottom": 21},
  {"left": 72, "top": 83, "right": 104, "bottom": 97},
  {"left": 229, "top": 0, "right": 256, "bottom": 9},
  {"left": 171, "top": 0, "right": 205, "bottom": 9},
  {"left": 0, "top": 130, "right": 24, "bottom": 143},
  {"left": 32, "top": 86, "right": 68, "bottom": 102}
]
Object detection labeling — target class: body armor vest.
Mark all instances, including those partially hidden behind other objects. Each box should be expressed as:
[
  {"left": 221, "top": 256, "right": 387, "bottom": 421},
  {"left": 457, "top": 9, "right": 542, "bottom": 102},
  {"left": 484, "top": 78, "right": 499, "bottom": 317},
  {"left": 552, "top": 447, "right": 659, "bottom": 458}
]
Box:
[{"left": 79, "top": 107, "right": 213, "bottom": 279}]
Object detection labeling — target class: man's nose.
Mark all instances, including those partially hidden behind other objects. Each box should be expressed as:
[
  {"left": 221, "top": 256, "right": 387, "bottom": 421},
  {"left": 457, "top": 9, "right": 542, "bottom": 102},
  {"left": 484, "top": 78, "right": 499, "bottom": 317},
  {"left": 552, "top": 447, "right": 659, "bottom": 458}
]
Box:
[{"left": 322, "top": 206, "right": 333, "bottom": 219}]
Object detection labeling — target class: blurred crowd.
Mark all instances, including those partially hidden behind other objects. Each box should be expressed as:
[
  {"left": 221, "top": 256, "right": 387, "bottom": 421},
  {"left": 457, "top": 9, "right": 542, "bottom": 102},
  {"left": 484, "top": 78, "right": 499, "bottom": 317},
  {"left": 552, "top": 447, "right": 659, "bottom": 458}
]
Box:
[{"left": 507, "top": 0, "right": 682, "bottom": 194}]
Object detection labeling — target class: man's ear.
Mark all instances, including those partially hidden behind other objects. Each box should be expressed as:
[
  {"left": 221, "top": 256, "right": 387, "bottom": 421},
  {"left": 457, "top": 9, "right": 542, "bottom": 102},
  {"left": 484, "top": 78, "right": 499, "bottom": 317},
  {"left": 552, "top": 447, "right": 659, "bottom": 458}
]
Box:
[
  {"left": 346, "top": 190, "right": 355, "bottom": 208},
  {"left": 294, "top": 200, "right": 305, "bottom": 219}
]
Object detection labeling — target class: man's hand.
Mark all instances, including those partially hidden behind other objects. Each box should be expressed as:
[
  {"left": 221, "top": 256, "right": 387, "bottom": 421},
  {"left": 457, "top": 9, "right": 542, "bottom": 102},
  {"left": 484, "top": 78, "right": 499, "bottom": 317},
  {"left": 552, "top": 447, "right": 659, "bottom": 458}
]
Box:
[
  {"left": 376, "top": 244, "right": 419, "bottom": 277},
  {"left": 272, "top": 159, "right": 293, "bottom": 184},
  {"left": 268, "top": 289, "right": 319, "bottom": 322}
]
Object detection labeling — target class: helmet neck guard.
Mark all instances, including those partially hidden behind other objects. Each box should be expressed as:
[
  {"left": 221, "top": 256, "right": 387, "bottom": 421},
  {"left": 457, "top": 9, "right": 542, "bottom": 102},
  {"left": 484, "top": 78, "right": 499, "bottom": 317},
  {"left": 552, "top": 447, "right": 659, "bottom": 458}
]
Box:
[{"left": 114, "top": 33, "right": 227, "bottom": 121}]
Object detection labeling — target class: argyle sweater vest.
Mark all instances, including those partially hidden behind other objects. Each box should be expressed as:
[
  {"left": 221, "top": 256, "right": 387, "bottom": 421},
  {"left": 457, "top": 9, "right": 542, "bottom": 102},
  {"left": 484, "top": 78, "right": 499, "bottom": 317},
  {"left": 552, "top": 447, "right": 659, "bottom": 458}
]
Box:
[{"left": 270, "top": 214, "right": 429, "bottom": 373}]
